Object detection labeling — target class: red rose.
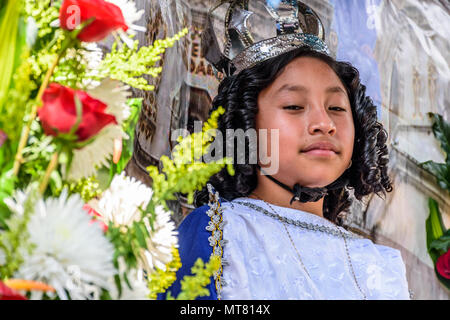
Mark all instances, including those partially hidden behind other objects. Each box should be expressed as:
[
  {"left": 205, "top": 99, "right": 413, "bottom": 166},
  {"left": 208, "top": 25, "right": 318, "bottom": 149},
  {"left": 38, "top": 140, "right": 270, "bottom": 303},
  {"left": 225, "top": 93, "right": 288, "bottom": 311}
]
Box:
[
  {"left": 38, "top": 83, "right": 117, "bottom": 142},
  {"left": 0, "top": 281, "right": 27, "bottom": 300},
  {"left": 60, "top": 0, "right": 128, "bottom": 42},
  {"left": 436, "top": 249, "right": 450, "bottom": 280}
]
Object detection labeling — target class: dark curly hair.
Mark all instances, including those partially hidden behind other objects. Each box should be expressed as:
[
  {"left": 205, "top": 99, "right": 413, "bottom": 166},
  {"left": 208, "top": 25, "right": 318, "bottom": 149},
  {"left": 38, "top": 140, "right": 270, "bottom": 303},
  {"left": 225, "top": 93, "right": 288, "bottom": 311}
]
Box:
[{"left": 193, "top": 46, "right": 393, "bottom": 225}]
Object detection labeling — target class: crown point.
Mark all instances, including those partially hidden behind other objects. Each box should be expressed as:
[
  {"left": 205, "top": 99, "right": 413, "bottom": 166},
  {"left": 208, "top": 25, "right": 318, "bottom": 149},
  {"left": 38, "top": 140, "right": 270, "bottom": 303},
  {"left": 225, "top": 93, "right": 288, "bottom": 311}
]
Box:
[{"left": 202, "top": 0, "right": 330, "bottom": 76}]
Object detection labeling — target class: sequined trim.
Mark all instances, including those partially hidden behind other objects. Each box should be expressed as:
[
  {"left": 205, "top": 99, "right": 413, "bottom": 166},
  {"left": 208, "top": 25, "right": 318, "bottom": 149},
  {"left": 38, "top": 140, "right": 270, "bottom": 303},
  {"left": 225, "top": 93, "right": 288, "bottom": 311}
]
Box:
[{"left": 205, "top": 183, "right": 228, "bottom": 300}]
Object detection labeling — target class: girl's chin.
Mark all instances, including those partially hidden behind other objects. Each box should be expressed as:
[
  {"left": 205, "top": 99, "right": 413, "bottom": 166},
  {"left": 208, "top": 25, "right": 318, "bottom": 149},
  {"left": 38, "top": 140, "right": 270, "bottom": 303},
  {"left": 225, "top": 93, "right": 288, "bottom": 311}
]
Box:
[
  {"left": 288, "top": 171, "right": 343, "bottom": 187},
  {"left": 294, "top": 158, "right": 346, "bottom": 171}
]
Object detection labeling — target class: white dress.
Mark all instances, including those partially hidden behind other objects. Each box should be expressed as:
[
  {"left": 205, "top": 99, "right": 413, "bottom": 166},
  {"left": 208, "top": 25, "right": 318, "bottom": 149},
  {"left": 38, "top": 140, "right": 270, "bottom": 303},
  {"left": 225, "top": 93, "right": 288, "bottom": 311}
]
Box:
[{"left": 218, "top": 197, "right": 411, "bottom": 300}]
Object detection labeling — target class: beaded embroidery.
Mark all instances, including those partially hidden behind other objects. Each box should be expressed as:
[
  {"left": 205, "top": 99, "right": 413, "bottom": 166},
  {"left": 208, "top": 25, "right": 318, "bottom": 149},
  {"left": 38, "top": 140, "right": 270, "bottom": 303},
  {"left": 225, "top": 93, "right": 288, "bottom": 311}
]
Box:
[
  {"left": 234, "top": 200, "right": 363, "bottom": 240},
  {"left": 205, "top": 183, "right": 228, "bottom": 300}
]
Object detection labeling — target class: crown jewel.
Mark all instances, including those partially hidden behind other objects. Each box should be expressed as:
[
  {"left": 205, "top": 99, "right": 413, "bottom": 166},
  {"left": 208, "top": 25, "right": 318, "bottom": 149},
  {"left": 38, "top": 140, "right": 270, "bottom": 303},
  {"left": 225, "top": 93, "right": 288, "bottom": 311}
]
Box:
[{"left": 202, "top": 0, "right": 331, "bottom": 76}]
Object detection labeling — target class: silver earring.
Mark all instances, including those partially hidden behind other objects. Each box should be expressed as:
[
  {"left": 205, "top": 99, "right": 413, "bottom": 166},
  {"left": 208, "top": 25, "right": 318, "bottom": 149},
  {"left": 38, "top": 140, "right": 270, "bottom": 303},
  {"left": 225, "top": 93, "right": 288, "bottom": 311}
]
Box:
[{"left": 347, "top": 160, "right": 352, "bottom": 169}]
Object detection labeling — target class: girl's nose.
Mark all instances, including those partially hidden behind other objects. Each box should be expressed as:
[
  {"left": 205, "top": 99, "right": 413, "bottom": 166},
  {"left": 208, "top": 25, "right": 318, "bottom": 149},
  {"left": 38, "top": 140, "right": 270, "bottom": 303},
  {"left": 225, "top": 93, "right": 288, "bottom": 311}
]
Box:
[{"left": 307, "top": 106, "right": 336, "bottom": 136}]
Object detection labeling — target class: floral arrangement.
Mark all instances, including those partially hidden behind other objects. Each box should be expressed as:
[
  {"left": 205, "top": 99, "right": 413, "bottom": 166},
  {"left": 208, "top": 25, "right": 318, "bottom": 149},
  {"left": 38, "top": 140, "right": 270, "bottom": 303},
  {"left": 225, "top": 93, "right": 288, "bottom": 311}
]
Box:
[
  {"left": 421, "top": 112, "right": 450, "bottom": 291},
  {"left": 0, "top": 0, "right": 233, "bottom": 300}
]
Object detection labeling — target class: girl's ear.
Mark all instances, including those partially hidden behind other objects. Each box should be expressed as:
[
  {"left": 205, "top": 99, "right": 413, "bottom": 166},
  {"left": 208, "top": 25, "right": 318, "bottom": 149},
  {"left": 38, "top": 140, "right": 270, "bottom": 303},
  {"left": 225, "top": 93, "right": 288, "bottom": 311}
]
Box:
[{"left": 347, "top": 160, "right": 352, "bottom": 170}]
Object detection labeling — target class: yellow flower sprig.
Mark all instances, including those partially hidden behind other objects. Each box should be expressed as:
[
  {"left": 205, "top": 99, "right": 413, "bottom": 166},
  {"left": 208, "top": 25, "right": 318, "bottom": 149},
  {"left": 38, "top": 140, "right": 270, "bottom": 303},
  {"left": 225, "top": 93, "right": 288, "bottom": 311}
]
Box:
[
  {"left": 95, "top": 28, "right": 189, "bottom": 90},
  {"left": 148, "top": 106, "right": 235, "bottom": 206},
  {"left": 147, "top": 246, "right": 182, "bottom": 299},
  {"left": 166, "top": 255, "right": 221, "bottom": 300}
]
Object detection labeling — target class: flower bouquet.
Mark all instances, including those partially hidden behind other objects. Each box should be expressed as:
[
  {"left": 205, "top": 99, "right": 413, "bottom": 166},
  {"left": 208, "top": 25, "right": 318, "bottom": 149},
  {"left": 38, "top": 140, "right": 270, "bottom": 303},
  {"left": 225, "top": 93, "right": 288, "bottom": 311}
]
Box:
[
  {"left": 421, "top": 113, "right": 450, "bottom": 291},
  {"left": 0, "top": 0, "right": 233, "bottom": 300}
]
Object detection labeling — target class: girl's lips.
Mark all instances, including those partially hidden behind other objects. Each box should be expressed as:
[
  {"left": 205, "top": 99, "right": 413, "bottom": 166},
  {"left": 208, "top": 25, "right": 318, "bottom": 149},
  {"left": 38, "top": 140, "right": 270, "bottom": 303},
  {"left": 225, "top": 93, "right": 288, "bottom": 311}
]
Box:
[{"left": 302, "top": 149, "right": 337, "bottom": 157}]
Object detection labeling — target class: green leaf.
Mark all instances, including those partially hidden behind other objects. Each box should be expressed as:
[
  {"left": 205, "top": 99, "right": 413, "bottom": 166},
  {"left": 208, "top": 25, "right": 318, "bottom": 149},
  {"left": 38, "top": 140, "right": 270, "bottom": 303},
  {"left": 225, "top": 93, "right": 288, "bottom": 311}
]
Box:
[
  {"left": 0, "top": 204, "right": 12, "bottom": 230},
  {"left": 0, "top": 0, "right": 21, "bottom": 112},
  {"left": 430, "top": 229, "right": 450, "bottom": 254},
  {"left": 0, "top": 169, "right": 16, "bottom": 194},
  {"left": 425, "top": 198, "right": 447, "bottom": 263},
  {"left": 420, "top": 113, "right": 450, "bottom": 193},
  {"left": 124, "top": 98, "right": 142, "bottom": 140},
  {"left": 68, "top": 94, "right": 83, "bottom": 136},
  {"left": 99, "top": 289, "right": 112, "bottom": 300},
  {"left": 49, "top": 169, "right": 62, "bottom": 192},
  {"left": 133, "top": 221, "right": 147, "bottom": 250},
  {"left": 123, "top": 271, "right": 132, "bottom": 290},
  {"left": 114, "top": 274, "right": 122, "bottom": 299},
  {"left": 14, "top": 16, "right": 28, "bottom": 77},
  {"left": 112, "top": 247, "right": 120, "bottom": 269},
  {"left": 420, "top": 161, "right": 450, "bottom": 191},
  {"left": 0, "top": 168, "right": 17, "bottom": 229},
  {"left": 427, "top": 112, "right": 450, "bottom": 164},
  {"left": 97, "top": 166, "right": 113, "bottom": 190},
  {"left": 107, "top": 98, "right": 142, "bottom": 176}
]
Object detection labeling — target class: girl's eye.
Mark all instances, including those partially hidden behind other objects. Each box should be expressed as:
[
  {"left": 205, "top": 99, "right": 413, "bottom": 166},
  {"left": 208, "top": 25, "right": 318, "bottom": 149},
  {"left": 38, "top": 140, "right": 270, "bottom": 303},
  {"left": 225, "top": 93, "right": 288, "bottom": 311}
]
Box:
[
  {"left": 329, "top": 106, "right": 346, "bottom": 111},
  {"left": 283, "top": 105, "right": 303, "bottom": 110},
  {"left": 283, "top": 105, "right": 347, "bottom": 111}
]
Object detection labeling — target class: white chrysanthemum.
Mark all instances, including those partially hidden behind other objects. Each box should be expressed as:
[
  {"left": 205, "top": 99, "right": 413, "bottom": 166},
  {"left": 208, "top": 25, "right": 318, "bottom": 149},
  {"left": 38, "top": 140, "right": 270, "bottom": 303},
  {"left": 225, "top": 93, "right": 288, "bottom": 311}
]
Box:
[
  {"left": 89, "top": 173, "right": 178, "bottom": 275},
  {"left": 107, "top": 0, "right": 145, "bottom": 32},
  {"left": 87, "top": 78, "right": 131, "bottom": 124},
  {"left": 4, "top": 189, "right": 116, "bottom": 300},
  {"left": 67, "top": 79, "right": 131, "bottom": 181},
  {"left": 107, "top": 0, "right": 145, "bottom": 47},
  {"left": 108, "top": 257, "right": 150, "bottom": 300},
  {"left": 3, "top": 189, "right": 29, "bottom": 217},
  {"left": 89, "top": 172, "right": 152, "bottom": 226},
  {"left": 140, "top": 204, "right": 178, "bottom": 272},
  {"left": 80, "top": 42, "right": 104, "bottom": 88},
  {"left": 57, "top": 42, "right": 103, "bottom": 88},
  {"left": 82, "top": 43, "right": 103, "bottom": 72}
]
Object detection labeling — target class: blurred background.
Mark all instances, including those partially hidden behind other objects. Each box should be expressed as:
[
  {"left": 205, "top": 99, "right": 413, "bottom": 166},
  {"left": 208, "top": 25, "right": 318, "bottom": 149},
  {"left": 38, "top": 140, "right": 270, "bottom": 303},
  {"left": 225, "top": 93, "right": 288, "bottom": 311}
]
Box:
[{"left": 123, "top": 0, "right": 450, "bottom": 299}]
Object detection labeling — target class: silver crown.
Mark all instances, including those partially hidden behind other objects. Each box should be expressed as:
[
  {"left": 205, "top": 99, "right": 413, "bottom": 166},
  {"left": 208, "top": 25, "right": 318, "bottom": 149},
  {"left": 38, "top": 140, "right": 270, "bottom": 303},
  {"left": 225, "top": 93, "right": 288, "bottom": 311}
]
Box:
[{"left": 201, "top": 0, "right": 331, "bottom": 76}]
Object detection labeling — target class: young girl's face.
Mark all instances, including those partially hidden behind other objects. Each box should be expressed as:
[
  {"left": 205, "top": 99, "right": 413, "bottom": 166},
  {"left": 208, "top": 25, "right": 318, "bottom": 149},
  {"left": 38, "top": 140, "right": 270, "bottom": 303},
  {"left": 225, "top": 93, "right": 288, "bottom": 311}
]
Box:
[{"left": 256, "top": 56, "right": 355, "bottom": 188}]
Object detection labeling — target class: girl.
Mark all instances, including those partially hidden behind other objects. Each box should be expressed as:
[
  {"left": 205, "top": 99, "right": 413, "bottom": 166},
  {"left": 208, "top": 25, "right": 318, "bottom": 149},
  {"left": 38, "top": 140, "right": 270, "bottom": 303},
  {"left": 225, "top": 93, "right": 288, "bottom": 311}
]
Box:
[{"left": 159, "top": 1, "right": 411, "bottom": 300}]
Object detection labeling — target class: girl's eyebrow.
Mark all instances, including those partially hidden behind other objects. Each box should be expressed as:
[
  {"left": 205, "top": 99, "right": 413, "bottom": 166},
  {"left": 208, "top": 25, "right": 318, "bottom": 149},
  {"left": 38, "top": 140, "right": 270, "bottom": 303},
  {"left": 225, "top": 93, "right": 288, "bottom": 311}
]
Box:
[
  {"left": 276, "top": 84, "right": 308, "bottom": 95},
  {"left": 325, "top": 86, "right": 347, "bottom": 96},
  {"left": 275, "top": 84, "right": 346, "bottom": 96}
]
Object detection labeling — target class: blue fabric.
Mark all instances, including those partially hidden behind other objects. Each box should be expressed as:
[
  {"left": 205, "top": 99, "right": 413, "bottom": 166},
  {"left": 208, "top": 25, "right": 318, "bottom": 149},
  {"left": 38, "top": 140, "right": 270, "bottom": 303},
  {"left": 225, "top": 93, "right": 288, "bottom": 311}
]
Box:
[{"left": 157, "top": 197, "right": 226, "bottom": 300}]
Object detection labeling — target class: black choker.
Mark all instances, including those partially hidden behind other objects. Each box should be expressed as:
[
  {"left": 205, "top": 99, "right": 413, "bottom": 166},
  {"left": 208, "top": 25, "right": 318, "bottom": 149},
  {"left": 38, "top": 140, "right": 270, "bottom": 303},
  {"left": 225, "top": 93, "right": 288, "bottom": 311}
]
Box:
[{"left": 256, "top": 165, "right": 349, "bottom": 204}]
